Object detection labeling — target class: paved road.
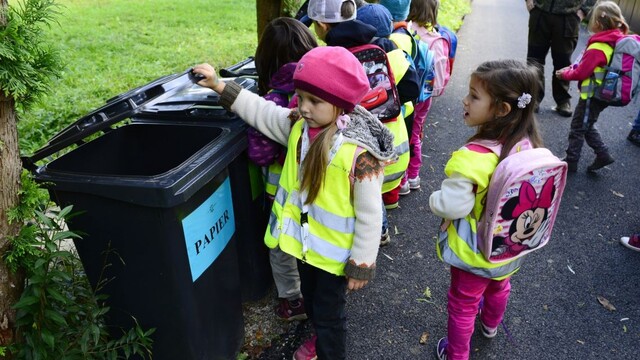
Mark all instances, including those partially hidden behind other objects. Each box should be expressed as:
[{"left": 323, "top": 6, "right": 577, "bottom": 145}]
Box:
[
  {"left": 261, "top": 0, "right": 639, "bottom": 358},
  {"left": 342, "top": 0, "right": 640, "bottom": 359}
]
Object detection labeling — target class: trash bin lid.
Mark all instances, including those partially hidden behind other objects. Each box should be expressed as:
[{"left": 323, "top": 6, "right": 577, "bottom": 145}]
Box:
[
  {"left": 137, "top": 76, "right": 257, "bottom": 121},
  {"left": 22, "top": 69, "right": 200, "bottom": 170},
  {"left": 218, "top": 57, "right": 256, "bottom": 78}
]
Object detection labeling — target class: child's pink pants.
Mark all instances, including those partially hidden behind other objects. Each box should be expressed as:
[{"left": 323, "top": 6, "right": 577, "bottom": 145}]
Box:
[
  {"left": 402, "top": 98, "right": 432, "bottom": 184},
  {"left": 447, "top": 266, "right": 511, "bottom": 360}
]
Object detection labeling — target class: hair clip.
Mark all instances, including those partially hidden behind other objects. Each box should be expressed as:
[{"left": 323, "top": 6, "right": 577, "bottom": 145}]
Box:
[
  {"left": 517, "top": 93, "right": 532, "bottom": 109},
  {"left": 336, "top": 113, "right": 351, "bottom": 130}
]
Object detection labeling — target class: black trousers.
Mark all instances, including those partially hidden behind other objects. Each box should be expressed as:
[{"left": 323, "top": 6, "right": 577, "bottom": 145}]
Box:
[
  {"left": 565, "top": 97, "right": 609, "bottom": 162},
  {"left": 297, "top": 260, "right": 348, "bottom": 360},
  {"left": 526, "top": 8, "right": 580, "bottom": 105}
]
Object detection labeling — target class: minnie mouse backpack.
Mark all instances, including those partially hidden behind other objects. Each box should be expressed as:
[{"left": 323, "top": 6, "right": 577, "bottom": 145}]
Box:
[{"left": 471, "top": 139, "right": 568, "bottom": 263}]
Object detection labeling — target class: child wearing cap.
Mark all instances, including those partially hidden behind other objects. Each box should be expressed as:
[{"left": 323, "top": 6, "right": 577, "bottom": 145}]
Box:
[{"left": 193, "top": 46, "right": 396, "bottom": 360}]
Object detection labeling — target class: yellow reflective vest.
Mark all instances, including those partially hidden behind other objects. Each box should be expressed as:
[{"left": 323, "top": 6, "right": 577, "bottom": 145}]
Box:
[
  {"left": 382, "top": 47, "right": 411, "bottom": 193},
  {"left": 264, "top": 120, "right": 364, "bottom": 276},
  {"left": 580, "top": 42, "right": 614, "bottom": 100},
  {"left": 437, "top": 148, "right": 523, "bottom": 280}
]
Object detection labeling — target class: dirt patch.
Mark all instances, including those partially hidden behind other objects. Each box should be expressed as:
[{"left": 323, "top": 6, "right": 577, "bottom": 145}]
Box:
[{"left": 240, "top": 288, "right": 313, "bottom": 359}]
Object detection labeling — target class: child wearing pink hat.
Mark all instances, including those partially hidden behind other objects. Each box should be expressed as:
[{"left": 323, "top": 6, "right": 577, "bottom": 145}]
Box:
[{"left": 194, "top": 46, "right": 396, "bottom": 360}]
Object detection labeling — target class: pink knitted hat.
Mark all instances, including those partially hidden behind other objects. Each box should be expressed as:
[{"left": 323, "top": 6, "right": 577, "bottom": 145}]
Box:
[{"left": 293, "top": 46, "right": 369, "bottom": 112}]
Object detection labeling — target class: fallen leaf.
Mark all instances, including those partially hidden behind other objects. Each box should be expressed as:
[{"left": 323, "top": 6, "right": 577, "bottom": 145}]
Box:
[
  {"left": 543, "top": 304, "right": 549, "bottom": 311},
  {"left": 597, "top": 295, "right": 616, "bottom": 311},
  {"left": 577, "top": 340, "right": 585, "bottom": 345},
  {"left": 419, "top": 332, "right": 429, "bottom": 344},
  {"left": 611, "top": 190, "right": 624, "bottom": 198},
  {"left": 623, "top": 325, "right": 627, "bottom": 333},
  {"left": 394, "top": 225, "right": 401, "bottom": 235},
  {"left": 423, "top": 287, "right": 432, "bottom": 299}
]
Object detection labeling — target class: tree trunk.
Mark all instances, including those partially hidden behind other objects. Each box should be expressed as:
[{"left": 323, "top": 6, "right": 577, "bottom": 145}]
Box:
[
  {"left": 0, "top": 0, "right": 26, "bottom": 352},
  {"left": 256, "top": 0, "right": 283, "bottom": 39}
]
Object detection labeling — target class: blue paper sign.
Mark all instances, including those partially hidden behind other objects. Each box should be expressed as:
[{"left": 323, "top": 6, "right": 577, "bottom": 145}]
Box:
[{"left": 182, "top": 177, "right": 235, "bottom": 282}]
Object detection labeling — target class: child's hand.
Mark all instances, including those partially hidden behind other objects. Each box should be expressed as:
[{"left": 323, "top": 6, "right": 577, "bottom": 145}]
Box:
[
  {"left": 192, "top": 63, "right": 225, "bottom": 93},
  {"left": 525, "top": 0, "right": 534, "bottom": 11},
  {"left": 346, "top": 277, "right": 368, "bottom": 291},
  {"left": 440, "top": 219, "right": 451, "bottom": 232},
  {"left": 555, "top": 67, "right": 568, "bottom": 79}
]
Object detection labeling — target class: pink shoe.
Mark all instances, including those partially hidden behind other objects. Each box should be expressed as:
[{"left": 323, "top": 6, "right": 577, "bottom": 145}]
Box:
[
  {"left": 620, "top": 234, "right": 640, "bottom": 252},
  {"left": 293, "top": 335, "right": 317, "bottom": 360}
]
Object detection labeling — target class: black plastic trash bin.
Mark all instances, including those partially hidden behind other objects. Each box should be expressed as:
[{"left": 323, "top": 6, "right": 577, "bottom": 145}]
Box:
[
  {"left": 22, "top": 70, "right": 270, "bottom": 360},
  {"left": 136, "top": 73, "right": 273, "bottom": 303}
]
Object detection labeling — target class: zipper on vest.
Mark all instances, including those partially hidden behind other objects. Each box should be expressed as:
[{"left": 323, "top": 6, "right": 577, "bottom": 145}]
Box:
[{"left": 300, "top": 211, "right": 309, "bottom": 262}]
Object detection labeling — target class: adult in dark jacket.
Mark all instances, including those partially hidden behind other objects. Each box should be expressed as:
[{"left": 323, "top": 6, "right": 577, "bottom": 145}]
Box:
[{"left": 525, "top": 0, "right": 595, "bottom": 117}]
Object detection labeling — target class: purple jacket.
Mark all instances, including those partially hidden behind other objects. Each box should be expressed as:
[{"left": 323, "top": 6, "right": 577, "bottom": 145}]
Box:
[{"left": 247, "top": 62, "right": 297, "bottom": 166}]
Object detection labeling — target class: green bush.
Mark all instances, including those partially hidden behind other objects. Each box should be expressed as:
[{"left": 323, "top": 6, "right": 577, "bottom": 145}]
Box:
[{"left": 8, "top": 202, "right": 155, "bottom": 359}]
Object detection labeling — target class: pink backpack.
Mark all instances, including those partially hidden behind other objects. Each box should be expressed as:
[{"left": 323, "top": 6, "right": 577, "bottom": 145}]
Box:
[
  {"left": 410, "top": 22, "right": 451, "bottom": 97},
  {"left": 470, "top": 139, "right": 568, "bottom": 263}
]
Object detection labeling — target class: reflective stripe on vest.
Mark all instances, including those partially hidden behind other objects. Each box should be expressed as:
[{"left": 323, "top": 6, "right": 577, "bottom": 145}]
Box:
[
  {"left": 437, "top": 218, "right": 522, "bottom": 280},
  {"left": 265, "top": 162, "right": 283, "bottom": 196},
  {"left": 382, "top": 116, "right": 410, "bottom": 193},
  {"left": 436, "top": 148, "right": 521, "bottom": 280},
  {"left": 265, "top": 120, "right": 358, "bottom": 275},
  {"left": 580, "top": 42, "right": 614, "bottom": 99}
]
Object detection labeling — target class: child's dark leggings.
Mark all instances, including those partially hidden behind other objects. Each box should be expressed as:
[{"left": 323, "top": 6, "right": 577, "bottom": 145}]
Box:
[
  {"left": 297, "top": 260, "right": 347, "bottom": 359},
  {"left": 565, "top": 97, "right": 609, "bottom": 162}
]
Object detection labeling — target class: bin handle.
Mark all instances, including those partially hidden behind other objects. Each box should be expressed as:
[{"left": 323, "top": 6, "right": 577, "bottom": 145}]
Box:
[{"left": 219, "top": 57, "right": 255, "bottom": 78}]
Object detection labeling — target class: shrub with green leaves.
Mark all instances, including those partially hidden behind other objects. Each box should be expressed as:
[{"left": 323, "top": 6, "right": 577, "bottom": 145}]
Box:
[{"left": 9, "top": 205, "right": 155, "bottom": 360}]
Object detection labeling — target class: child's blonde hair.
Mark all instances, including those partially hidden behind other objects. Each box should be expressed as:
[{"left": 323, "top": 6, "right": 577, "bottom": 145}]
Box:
[
  {"left": 300, "top": 107, "right": 342, "bottom": 204},
  {"left": 588, "top": 1, "right": 629, "bottom": 34},
  {"left": 407, "top": 0, "right": 439, "bottom": 28},
  {"left": 468, "top": 59, "right": 543, "bottom": 161}
]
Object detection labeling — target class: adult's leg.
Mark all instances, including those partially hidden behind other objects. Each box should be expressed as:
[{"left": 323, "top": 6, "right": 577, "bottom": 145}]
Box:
[
  {"left": 527, "top": 8, "right": 552, "bottom": 103},
  {"left": 550, "top": 13, "right": 580, "bottom": 106}
]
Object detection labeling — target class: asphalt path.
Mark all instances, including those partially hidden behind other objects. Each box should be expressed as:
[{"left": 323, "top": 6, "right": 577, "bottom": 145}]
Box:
[
  {"left": 260, "top": 0, "right": 639, "bottom": 358},
  {"left": 341, "top": 0, "right": 640, "bottom": 359}
]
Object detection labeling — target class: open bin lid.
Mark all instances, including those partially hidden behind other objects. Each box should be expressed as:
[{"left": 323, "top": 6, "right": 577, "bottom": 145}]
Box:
[
  {"left": 21, "top": 69, "right": 205, "bottom": 170},
  {"left": 137, "top": 76, "right": 257, "bottom": 121}
]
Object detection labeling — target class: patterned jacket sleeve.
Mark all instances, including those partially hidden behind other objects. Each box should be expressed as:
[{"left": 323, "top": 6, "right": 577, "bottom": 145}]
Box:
[{"left": 344, "top": 151, "right": 384, "bottom": 280}]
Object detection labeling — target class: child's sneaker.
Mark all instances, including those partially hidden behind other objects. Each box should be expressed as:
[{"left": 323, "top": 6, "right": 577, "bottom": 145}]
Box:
[
  {"left": 408, "top": 176, "right": 421, "bottom": 189},
  {"left": 275, "top": 298, "right": 307, "bottom": 321},
  {"left": 399, "top": 181, "right": 411, "bottom": 196},
  {"left": 293, "top": 335, "right": 317, "bottom": 360},
  {"left": 435, "top": 337, "right": 448, "bottom": 360},
  {"left": 620, "top": 234, "right": 640, "bottom": 252},
  {"left": 480, "top": 322, "right": 498, "bottom": 338},
  {"left": 380, "top": 228, "right": 391, "bottom": 247}
]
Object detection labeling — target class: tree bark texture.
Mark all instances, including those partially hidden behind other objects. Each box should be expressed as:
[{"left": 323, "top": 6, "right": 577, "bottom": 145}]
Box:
[
  {"left": 1, "top": 0, "right": 26, "bottom": 346},
  {"left": 256, "top": 0, "right": 283, "bottom": 39}
]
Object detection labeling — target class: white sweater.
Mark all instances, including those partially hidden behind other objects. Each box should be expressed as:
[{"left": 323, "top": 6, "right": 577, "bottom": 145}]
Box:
[{"left": 224, "top": 84, "right": 390, "bottom": 279}]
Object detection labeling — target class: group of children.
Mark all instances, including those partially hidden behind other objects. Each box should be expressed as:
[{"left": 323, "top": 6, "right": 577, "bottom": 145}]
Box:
[{"left": 191, "top": 0, "right": 634, "bottom": 359}]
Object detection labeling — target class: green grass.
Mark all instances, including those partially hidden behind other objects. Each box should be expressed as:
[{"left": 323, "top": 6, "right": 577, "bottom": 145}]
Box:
[{"left": 17, "top": 0, "right": 470, "bottom": 155}]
